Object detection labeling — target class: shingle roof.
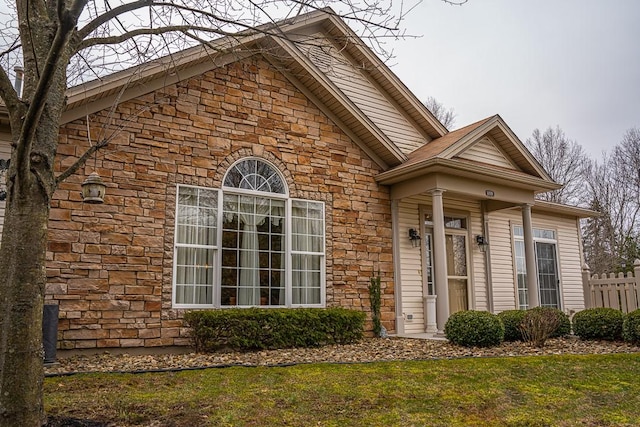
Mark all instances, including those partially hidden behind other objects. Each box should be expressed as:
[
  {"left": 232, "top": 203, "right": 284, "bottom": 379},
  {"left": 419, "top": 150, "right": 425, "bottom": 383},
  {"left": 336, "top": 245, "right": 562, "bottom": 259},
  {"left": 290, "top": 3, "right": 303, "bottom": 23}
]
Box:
[{"left": 404, "top": 115, "right": 496, "bottom": 166}]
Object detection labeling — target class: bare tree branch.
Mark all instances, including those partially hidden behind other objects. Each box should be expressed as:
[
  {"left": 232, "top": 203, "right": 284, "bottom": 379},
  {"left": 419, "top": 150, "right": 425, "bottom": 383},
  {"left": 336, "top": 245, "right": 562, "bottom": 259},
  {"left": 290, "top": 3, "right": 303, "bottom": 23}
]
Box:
[
  {"left": 75, "top": 0, "right": 153, "bottom": 42},
  {"left": 525, "top": 126, "right": 589, "bottom": 205},
  {"left": 424, "top": 96, "right": 456, "bottom": 130},
  {"left": 16, "top": 1, "right": 84, "bottom": 178},
  {"left": 55, "top": 137, "right": 108, "bottom": 183},
  {"left": 78, "top": 25, "right": 233, "bottom": 50},
  {"left": 0, "top": 37, "right": 21, "bottom": 60},
  {"left": 0, "top": 58, "right": 21, "bottom": 112}
]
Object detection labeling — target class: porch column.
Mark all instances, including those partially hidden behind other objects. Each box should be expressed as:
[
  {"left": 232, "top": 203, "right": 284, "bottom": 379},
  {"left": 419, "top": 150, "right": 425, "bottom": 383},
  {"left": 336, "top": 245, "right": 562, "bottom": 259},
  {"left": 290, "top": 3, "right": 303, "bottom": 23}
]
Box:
[
  {"left": 521, "top": 203, "right": 539, "bottom": 307},
  {"left": 432, "top": 189, "right": 449, "bottom": 333}
]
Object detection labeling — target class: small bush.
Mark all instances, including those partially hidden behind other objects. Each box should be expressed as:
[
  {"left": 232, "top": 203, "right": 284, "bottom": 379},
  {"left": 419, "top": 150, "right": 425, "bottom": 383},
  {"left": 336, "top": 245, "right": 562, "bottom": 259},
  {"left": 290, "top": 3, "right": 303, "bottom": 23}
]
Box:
[
  {"left": 184, "top": 307, "right": 365, "bottom": 352},
  {"left": 573, "top": 308, "right": 624, "bottom": 341},
  {"left": 520, "top": 307, "right": 562, "bottom": 347},
  {"left": 527, "top": 307, "right": 571, "bottom": 338},
  {"left": 498, "top": 310, "right": 527, "bottom": 341},
  {"left": 445, "top": 310, "right": 504, "bottom": 348},
  {"left": 623, "top": 309, "right": 640, "bottom": 343}
]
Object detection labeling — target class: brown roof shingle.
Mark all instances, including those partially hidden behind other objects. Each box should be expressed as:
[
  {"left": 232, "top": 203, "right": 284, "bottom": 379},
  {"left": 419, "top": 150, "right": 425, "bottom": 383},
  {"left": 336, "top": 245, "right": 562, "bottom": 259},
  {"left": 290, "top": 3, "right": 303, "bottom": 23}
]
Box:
[{"left": 404, "top": 115, "right": 496, "bottom": 166}]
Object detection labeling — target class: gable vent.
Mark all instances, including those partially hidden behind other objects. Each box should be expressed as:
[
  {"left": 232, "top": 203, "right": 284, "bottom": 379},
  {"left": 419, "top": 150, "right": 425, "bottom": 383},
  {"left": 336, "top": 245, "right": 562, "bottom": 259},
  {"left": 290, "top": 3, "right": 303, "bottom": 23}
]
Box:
[{"left": 308, "top": 45, "right": 333, "bottom": 73}]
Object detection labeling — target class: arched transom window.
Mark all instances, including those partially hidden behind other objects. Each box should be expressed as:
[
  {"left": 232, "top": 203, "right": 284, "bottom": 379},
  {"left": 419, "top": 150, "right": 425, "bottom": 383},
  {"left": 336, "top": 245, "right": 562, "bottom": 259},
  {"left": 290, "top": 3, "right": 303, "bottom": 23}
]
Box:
[
  {"left": 173, "top": 158, "right": 325, "bottom": 308},
  {"left": 223, "top": 158, "right": 286, "bottom": 194}
]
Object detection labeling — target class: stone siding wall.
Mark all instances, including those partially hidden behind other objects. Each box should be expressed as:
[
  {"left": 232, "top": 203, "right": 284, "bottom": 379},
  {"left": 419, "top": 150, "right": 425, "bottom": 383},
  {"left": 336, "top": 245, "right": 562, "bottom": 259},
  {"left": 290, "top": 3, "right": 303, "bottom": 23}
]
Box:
[{"left": 47, "top": 57, "right": 394, "bottom": 349}]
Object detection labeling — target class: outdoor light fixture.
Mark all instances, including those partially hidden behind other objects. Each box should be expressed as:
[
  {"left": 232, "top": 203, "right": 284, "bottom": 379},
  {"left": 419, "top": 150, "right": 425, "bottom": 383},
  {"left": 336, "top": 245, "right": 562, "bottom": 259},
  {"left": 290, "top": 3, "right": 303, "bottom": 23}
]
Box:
[
  {"left": 81, "top": 172, "right": 106, "bottom": 204},
  {"left": 476, "top": 235, "right": 489, "bottom": 252},
  {"left": 409, "top": 228, "right": 421, "bottom": 247}
]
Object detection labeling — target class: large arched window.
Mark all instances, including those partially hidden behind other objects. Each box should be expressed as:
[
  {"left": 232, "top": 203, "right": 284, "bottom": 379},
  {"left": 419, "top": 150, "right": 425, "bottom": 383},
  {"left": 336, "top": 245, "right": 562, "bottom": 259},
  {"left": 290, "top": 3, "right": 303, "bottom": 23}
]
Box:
[{"left": 173, "top": 158, "right": 325, "bottom": 308}]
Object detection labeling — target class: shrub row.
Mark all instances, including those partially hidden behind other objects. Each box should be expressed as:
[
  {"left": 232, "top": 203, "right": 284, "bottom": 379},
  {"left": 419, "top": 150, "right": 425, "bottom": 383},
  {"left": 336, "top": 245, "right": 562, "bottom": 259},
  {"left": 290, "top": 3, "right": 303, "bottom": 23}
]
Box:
[
  {"left": 447, "top": 307, "right": 640, "bottom": 348},
  {"left": 446, "top": 307, "right": 570, "bottom": 348},
  {"left": 184, "top": 307, "right": 365, "bottom": 352}
]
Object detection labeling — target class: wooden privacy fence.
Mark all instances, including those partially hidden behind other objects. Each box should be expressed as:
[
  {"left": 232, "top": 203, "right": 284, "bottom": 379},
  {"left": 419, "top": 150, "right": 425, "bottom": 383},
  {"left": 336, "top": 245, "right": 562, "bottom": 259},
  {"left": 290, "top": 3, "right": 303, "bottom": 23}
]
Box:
[{"left": 582, "top": 259, "right": 640, "bottom": 313}]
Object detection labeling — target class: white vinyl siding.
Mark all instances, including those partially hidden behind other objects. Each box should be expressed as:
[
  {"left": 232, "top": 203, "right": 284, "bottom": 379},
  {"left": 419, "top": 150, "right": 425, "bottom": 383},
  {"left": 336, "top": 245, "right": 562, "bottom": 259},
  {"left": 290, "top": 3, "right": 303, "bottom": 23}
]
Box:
[
  {"left": 486, "top": 213, "right": 519, "bottom": 312},
  {"left": 457, "top": 137, "right": 518, "bottom": 170},
  {"left": 304, "top": 37, "right": 427, "bottom": 154},
  {"left": 397, "top": 199, "right": 424, "bottom": 334},
  {"left": 488, "top": 208, "right": 585, "bottom": 314}
]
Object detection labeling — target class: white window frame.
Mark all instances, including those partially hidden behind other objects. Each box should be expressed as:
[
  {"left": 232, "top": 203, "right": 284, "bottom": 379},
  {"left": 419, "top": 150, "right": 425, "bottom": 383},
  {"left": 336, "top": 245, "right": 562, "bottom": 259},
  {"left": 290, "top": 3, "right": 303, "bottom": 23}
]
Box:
[
  {"left": 512, "top": 224, "right": 562, "bottom": 310},
  {"left": 172, "top": 184, "right": 219, "bottom": 309},
  {"left": 289, "top": 198, "right": 326, "bottom": 308},
  {"left": 172, "top": 158, "right": 326, "bottom": 309}
]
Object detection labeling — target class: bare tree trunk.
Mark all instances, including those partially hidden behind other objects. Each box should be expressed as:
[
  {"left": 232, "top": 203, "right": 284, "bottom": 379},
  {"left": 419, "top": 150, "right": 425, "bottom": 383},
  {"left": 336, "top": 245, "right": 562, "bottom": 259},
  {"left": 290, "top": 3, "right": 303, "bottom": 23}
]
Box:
[
  {"left": 0, "top": 178, "right": 50, "bottom": 426},
  {"left": 0, "top": 88, "right": 61, "bottom": 425}
]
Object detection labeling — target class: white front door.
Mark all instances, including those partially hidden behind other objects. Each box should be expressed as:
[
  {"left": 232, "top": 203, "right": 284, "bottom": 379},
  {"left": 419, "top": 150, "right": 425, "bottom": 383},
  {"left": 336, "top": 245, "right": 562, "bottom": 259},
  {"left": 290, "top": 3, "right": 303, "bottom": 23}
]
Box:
[
  {"left": 423, "top": 214, "right": 470, "bottom": 315},
  {"left": 446, "top": 233, "right": 469, "bottom": 314}
]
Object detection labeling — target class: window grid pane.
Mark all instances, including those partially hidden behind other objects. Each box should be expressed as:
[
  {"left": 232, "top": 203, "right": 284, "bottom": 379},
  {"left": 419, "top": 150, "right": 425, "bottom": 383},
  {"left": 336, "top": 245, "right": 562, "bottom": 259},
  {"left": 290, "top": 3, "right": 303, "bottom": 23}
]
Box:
[
  {"left": 174, "top": 246, "right": 215, "bottom": 305},
  {"left": 514, "top": 240, "right": 528, "bottom": 309},
  {"left": 292, "top": 200, "right": 324, "bottom": 254},
  {"left": 221, "top": 194, "right": 286, "bottom": 306},
  {"left": 174, "top": 187, "right": 217, "bottom": 305},
  {"left": 292, "top": 254, "right": 322, "bottom": 305}
]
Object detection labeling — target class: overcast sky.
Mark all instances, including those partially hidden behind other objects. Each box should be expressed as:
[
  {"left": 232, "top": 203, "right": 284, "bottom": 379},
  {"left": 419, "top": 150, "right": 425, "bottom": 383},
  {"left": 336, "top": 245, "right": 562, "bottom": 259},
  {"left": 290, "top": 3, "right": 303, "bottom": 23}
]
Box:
[{"left": 388, "top": 0, "right": 640, "bottom": 158}]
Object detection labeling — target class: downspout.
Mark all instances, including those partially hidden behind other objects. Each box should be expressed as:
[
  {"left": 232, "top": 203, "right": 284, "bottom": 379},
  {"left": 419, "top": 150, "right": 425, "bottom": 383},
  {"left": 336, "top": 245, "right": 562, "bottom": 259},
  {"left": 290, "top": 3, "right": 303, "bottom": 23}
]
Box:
[
  {"left": 391, "top": 199, "right": 404, "bottom": 335},
  {"left": 481, "top": 201, "right": 494, "bottom": 313}
]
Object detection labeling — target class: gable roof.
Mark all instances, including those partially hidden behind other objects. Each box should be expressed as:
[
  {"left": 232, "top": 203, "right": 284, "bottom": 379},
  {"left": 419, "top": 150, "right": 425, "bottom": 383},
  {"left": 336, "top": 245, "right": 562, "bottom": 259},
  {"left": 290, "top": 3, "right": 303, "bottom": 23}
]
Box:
[
  {"left": 376, "top": 114, "right": 559, "bottom": 192},
  {"left": 54, "top": 9, "right": 448, "bottom": 170}
]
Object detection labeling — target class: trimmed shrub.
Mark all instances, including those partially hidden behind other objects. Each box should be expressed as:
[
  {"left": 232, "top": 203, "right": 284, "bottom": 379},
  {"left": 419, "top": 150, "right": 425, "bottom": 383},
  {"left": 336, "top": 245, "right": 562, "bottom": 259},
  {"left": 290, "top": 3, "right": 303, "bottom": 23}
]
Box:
[
  {"left": 444, "top": 310, "right": 504, "bottom": 348},
  {"left": 184, "top": 307, "right": 365, "bottom": 352},
  {"left": 623, "top": 309, "right": 640, "bottom": 343},
  {"left": 573, "top": 308, "right": 624, "bottom": 341},
  {"left": 498, "top": 310, "right": 527, "bottom": 342},
  {"left": 520, "top": 307, "right": 561, "bottom": 347},
  {"left": 526, "top": 307, "right": 571, "bottom": 338}
]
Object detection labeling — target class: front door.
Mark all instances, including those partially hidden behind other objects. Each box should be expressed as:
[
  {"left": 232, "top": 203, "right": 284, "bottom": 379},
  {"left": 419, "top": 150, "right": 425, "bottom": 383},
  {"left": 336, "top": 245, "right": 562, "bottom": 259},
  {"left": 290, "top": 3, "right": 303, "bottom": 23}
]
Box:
[
  {"left": 446, "top": 233, "right": 469, "bottom": 314},
  {"left": 423, "top": 214, "right": 470, "bottom": 315}
]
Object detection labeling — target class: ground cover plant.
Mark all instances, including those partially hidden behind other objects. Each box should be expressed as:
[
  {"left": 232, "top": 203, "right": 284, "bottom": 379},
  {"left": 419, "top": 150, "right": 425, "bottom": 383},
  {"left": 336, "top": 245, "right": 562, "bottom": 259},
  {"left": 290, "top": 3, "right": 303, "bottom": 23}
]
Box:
[{"left": 44, "top": 353, "right": 640, "bottom": 426}]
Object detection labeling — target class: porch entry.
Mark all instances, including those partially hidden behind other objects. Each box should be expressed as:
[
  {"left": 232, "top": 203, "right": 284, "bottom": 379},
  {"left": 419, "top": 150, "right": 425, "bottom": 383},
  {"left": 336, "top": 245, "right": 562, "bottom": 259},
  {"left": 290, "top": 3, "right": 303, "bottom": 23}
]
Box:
[{"left": 424, "top": 214, "right": 470, "bottom": 314}]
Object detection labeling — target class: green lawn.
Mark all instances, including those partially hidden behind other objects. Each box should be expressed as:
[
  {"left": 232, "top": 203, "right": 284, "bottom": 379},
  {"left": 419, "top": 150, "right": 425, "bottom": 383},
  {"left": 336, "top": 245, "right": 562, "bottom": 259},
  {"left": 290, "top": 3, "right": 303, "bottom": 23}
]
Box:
[{"left": 45, "top": 353, "right": 640, "bottom": 426}]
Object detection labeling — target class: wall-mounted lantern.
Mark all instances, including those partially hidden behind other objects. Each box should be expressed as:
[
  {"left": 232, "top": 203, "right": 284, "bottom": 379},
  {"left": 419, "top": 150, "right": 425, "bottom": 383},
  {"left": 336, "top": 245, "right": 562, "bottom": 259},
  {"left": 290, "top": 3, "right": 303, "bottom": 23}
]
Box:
[
  {"left": 81, "top": 172, "right": 106, "bottom": 204},
  {"left": 409, "top": 228, "right": 421, "bottom": 248},
  {"left": 476, "top": 235, "right": 489, "bottom": 252}
]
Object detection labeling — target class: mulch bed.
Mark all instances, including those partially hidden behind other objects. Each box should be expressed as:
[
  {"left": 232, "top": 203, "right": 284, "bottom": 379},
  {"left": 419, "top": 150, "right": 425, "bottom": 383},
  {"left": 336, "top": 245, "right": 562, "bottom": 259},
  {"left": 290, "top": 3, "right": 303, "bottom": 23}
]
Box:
[{"left": 45, "top": 336, "right": 640, "bottom": 376}]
